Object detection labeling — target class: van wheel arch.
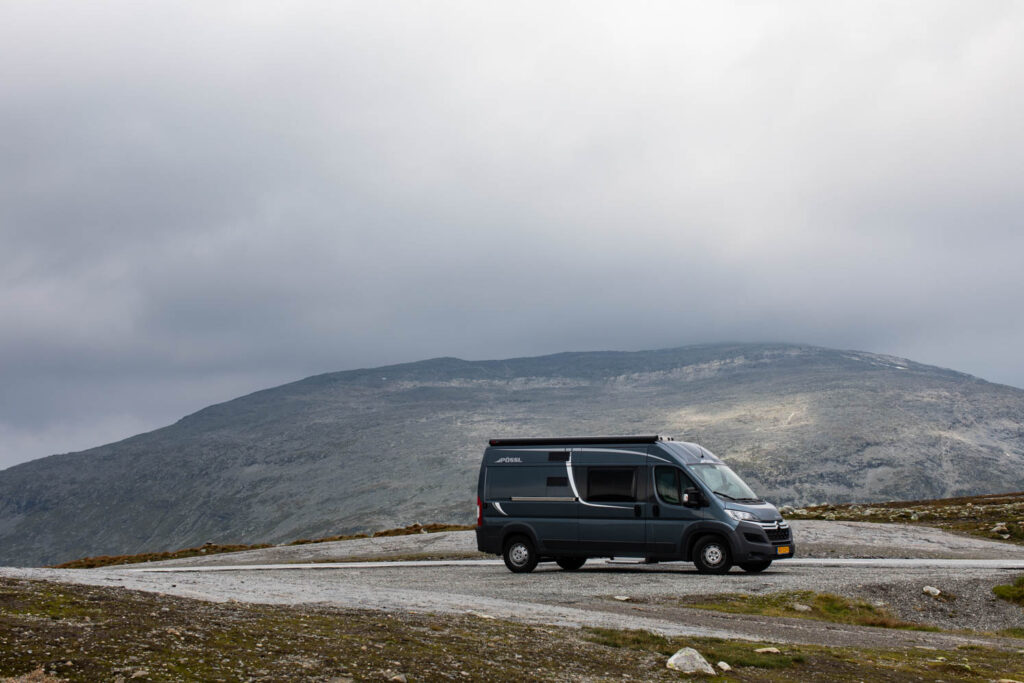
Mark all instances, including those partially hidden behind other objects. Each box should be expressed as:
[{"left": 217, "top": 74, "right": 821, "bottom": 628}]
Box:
[{"left": 500, "top": 526, "right": 539, "bottom": 551}]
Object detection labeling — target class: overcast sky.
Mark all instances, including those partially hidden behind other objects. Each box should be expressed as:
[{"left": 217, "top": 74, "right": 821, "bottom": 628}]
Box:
[{"left": 2, "top": 1, "right": 1023, "bottom": 469}]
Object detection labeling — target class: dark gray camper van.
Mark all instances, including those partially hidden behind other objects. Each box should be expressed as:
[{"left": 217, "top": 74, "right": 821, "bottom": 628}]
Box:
[{"left": 475, "top": 435, "right": 793, "bottom": 574}]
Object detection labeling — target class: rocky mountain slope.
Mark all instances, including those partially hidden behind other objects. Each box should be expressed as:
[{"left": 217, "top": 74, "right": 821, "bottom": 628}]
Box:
[{"left": 2, "top": 343, "right": 1024, "bottom": 566}]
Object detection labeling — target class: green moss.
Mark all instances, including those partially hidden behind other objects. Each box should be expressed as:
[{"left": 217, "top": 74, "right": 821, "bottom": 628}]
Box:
[
  {"left": 992, "top": 575, "right": 1024, "bottom": 606},
  {"left": 677, "top": 590, "right": 938, "bottom": 631}
]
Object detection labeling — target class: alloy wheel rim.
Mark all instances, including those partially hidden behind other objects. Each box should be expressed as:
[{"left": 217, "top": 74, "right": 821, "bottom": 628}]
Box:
[
  {"left": 510, "top": 544, "right": 529, "bottom": 566},
  {"left": 703, "top": 545, "right": 723, "bottom": 566}
]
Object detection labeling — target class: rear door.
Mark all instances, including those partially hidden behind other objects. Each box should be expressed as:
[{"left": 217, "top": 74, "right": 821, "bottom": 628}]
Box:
[
  {"left": 573, "top": 446, "right": 648, "bottom": 556},
  {"left": 484, "top": 447, "right": 578, "bottom": 552}
]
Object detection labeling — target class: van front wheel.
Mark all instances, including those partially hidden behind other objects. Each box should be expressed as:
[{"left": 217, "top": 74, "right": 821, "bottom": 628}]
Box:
[
  {"left": 503, "top": 536, "right": 539, "bottom": 573},
  {"left": 555, "top": 557, "right": 586, "bottom": 571},
  {"left": 693, "top": 536, "right": 732, "bottom": 574}
]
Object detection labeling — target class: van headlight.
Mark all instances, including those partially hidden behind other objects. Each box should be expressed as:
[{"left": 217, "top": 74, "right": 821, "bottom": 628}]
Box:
[{"left": 725, "top": 509, "right": 758, "bottom": 522}]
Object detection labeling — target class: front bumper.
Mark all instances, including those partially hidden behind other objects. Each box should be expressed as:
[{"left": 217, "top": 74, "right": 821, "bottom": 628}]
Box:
[{"left": 734, "top": 520, "right": 795, "bottom": 562}]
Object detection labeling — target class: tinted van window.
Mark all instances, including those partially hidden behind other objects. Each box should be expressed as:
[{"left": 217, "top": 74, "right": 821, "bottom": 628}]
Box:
[
  {"left": 654, "top": 466, "right": 697, "bottom": 505},
  {"left": 587, "top": 467, "right": 637, "bottom": 502},
  {"left": 654, "top": 466, "right": 680, "bottom": 504}
]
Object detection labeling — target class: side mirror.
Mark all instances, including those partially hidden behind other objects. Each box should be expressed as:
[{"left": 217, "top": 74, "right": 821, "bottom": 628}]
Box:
[{"left": 682, "top": 487, "right": 704, "bottom": 508}]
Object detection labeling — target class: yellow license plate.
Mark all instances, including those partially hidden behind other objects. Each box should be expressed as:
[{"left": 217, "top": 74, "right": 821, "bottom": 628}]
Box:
[{"left": 776, "top": 546, "right": 790, "bottom": 555}]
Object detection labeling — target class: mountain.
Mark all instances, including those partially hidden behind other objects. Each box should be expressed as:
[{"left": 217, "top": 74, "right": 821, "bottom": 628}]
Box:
[{"left": 2, "top": 343, "right": 1024, "bottom": 567}]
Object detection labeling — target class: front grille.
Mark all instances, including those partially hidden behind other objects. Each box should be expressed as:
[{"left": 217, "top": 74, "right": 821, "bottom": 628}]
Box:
[{"left": 765, "top": 528, "right": 791, "bottom": 542}]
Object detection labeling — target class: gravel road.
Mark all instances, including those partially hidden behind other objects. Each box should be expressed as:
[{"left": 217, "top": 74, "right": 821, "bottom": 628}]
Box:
[
  {"left": 2, "top": 522, "right": 1022, "bottom": 651},
  {"left": 134, "top": 520, "right": 1024, "bottom": 568}
]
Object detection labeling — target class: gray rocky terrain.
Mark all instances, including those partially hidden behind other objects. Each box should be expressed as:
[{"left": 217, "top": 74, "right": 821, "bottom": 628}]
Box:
[{"left": 2, "top": 342, "right": 1024, "bottom": 567}]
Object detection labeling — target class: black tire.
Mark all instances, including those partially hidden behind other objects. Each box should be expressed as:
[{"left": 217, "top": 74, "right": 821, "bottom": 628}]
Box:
[
  {"left": 692, "top": 536, "right": 733, "bottom": 574},
  {"left": 739, "top": 560, "right": 772, "bottom": 573},
  {"left": 555, "top": 557, "right": 586, "bottom": 571},
  {"left": 503, "top": 535, "right": 539, "bottom": 573}
]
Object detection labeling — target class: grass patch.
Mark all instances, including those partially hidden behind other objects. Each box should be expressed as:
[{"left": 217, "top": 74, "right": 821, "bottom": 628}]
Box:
[
  {"left": 52, "top": 543, "right": 273, "bottom": 569},
  {"left": 369, "top": 522, "right": 475, "bottom": 537},
  {"left": 53, "top": 522, "right": 477, "bottom": 568},
  {"left": 677, "top": 591, "right": 939, "bottom": 631},
  {"left": 583, "top": 628, "right": 801, "bottom": 669},
  {"left": 992, "top": 575, "right": 1024, "bottom": 606}
]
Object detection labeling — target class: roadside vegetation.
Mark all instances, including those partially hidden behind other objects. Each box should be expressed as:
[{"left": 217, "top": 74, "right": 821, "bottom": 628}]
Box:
[
  {"left": 3, "top": 578, "right": 1023, "bottom": 682},
  {"left": 51, "top": 523, "right": 475, "bottom": 569},
  {"left": 993, "top": 575, "right": 1024, "bottom": 607},
  {"left": 786, "top": 491, "right": 1024, "bottom": 545},
  {"left": 666, "top": 591, "right": 940, "bottom": 631}
]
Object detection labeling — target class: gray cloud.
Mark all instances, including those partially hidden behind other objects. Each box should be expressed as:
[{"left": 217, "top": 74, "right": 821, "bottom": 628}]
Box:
[{"left": 2, "top": 1, "right": 1023, "bottom": 468}]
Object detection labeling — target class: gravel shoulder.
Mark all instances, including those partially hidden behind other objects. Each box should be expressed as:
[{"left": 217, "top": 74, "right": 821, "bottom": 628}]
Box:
[{"left": 2, "top": 521, "right": 1023, "bottom": 654}]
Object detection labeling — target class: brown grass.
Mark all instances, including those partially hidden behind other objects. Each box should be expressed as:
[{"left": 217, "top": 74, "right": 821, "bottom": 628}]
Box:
[{"left": 51, "top": 523, "right": 476, "bottom": 569}]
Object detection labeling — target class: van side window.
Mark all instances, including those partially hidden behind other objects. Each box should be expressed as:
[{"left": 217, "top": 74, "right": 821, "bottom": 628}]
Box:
[
  {"left": 654, "top": 466, "right": 680, "bottom": 504},
  {"left": 586, "top": 467, "right": 637, "bottom": 502}
]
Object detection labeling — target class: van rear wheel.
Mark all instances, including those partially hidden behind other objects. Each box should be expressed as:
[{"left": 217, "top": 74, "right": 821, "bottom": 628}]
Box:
[
  {"left": 503, "top": 536, "right": 539, "bottom": 573},
  {"left": 693, "top": 536, "right": 732, "bottom": 574},
  {"left": 555, "top": 557, "right": 586, "bottom": 571},
  {"left": 739, "top": 560, "right": 772, "bottom": 573}
]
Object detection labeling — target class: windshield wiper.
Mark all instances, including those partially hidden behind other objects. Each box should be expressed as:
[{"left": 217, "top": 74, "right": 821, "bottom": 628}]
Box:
[{"left": 713, "top": 490, "right": 736, "bottom": 500}]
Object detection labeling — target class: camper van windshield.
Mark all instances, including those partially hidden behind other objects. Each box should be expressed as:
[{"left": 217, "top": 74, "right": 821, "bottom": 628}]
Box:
[{"left": 690, "top": 464, "right": 760, "bottom": 502}]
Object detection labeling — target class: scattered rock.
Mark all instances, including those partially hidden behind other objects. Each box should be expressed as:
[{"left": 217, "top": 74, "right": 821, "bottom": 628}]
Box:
[
  {"left": 465, "top": 610, "right": 495, "bottom": 620},
  {"left": 388, "top": 675, "right": 407, "bottom": 683},
  {"left": 1, "top": 669, "right": 65, "bottom": 682},
  {"left": 991, "top": 523, "right": 1009, "bottom": 533},
  {"left": 754, "top": 647, "right": 781, "bottom": 654},
  {"left": 910, "top": 513, "right": 919, "bottom": 521},
  {"left": 717, "top": 661, "right": 732, "bottom": 672},
  {"left": 791, "top": 603, "right": 811, "bottom": 612},
  {"left": 130, "top": 670, "right": 149, "bottom": 680},
  {"left": 922, "top": 586, "right": 941, "bottom": 597},
  {"left": 665, "top": 647, "right": 715, "bottom": 675},
  {"left": 779, "top": 505, "right": 795, "bottom": 515},
  {"left": 613, "top": 595, "right": 630, "bottom": 601}
]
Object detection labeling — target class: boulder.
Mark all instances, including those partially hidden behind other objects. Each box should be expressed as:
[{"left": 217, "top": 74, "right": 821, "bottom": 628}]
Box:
[
  {"left": 717, "top": 661, "right": 732, "bottom": 672},
  {"left": 922, "top": 585, "right": 941, "bottom": 597},
  {"left": 666, "top": 647, "right": 715, "bottom": 675},
  {"left": 754, "top": 647, "right": 781, "bottom": 654}
]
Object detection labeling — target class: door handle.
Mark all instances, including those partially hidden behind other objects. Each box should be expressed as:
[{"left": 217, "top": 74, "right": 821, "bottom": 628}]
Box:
[
  {"left": 652, "top": 504, "right": 660, "bottom": 517},
  {"left": 634, "top": 504, "right": 642, "bottom": 517}
]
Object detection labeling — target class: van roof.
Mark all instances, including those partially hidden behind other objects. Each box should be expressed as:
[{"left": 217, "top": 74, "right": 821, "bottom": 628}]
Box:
[{"left": 488, "top": 435, "right": 673, "bottom": 446}]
